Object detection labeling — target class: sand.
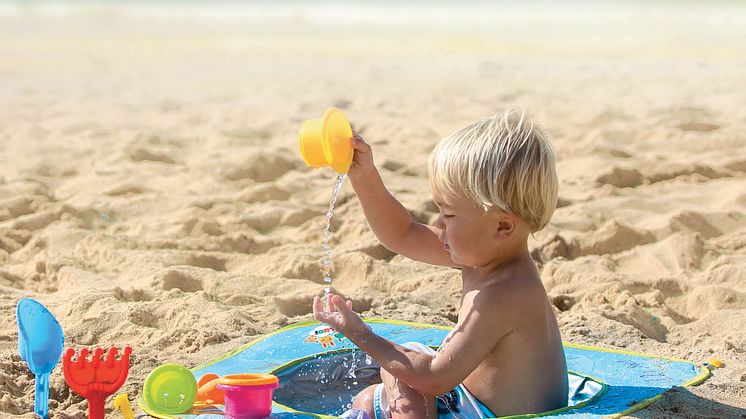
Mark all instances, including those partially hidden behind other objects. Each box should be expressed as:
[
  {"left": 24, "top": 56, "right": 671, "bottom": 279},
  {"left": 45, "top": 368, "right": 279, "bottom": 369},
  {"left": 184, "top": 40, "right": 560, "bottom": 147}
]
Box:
[{"left": 1, "top": 2, "right": 745, "bottom": 418}]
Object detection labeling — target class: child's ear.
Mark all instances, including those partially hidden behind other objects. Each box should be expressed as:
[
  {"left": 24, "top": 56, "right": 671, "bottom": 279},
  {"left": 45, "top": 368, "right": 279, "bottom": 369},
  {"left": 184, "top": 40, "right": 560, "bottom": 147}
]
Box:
[{"left": 494, "top": 213, "right": 517, "bottom": 237}]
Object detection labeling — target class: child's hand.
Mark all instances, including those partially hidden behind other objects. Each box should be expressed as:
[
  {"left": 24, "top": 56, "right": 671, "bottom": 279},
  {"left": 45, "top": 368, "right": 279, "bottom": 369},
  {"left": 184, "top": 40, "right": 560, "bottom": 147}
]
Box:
[
  {"left": 313, "top": 293, "right": 368, "bottom": 337},
  {"left": 348, "top": 134, "right": 375, "bottom": 180}
]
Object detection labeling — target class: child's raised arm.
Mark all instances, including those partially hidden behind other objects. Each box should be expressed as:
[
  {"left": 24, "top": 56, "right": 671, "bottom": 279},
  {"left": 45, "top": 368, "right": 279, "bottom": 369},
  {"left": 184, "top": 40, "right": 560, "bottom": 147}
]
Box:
[{"left": 348, "top": 135, "right": 456, "bottom": 267}]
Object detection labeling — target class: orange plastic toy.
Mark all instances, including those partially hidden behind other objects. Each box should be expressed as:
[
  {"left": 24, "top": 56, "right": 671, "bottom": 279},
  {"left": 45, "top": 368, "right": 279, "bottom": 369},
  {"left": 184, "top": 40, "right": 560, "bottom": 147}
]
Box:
[
  {"left": 196, "top": 373, "right": 224, "bottom": 405},
  {"left": 63, "top": 346, "right": 132, "bottom": 419}
]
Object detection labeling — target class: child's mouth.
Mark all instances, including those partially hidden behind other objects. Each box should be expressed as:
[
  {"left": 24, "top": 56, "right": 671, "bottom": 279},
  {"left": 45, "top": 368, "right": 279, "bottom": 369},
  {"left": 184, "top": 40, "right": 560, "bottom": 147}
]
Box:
[{"left": 442, "top": 243, "right": 450, "bottom": 251}]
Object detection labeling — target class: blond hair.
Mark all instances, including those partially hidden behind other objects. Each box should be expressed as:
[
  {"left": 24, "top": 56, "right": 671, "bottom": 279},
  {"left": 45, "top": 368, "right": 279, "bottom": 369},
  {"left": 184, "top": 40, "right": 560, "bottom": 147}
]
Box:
[{"left": 428, "top": 109, "right": 558, "bottom": 232}]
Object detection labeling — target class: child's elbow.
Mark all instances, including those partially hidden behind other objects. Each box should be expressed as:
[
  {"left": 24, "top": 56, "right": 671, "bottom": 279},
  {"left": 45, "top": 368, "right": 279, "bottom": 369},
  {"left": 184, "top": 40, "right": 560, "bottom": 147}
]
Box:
[{"left": 417, "top": 379, "right": 455, "bottom": 397}]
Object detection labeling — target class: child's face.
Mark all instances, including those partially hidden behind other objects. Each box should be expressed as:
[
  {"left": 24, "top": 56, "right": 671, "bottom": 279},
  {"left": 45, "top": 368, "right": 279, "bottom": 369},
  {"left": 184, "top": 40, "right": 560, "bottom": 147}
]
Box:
[{"left": 433, "top": 193, "right": 506, "bottom": 267}]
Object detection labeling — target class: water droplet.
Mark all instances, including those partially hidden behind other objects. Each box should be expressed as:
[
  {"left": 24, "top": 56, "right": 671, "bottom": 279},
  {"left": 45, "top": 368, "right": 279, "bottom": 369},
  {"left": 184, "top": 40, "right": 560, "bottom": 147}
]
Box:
[
  {"left": 324, "top": 277, "right": 332, "bottom": 283},
  {"left": 322, "top": 258, "right": 331, "bottom": 265}
]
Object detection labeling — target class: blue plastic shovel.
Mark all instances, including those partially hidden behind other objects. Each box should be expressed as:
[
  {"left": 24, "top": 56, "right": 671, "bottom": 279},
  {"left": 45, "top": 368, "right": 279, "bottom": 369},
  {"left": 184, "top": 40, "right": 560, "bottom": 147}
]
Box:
[{"left": 16, "top": 298, "right": 65, "bottom": 419}]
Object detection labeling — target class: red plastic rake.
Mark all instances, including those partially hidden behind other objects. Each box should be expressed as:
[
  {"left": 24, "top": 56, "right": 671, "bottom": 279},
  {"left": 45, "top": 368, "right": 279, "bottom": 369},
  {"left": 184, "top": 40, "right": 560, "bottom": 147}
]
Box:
[{"left": 62, "top": 346, "right": 132, "bottom": 419}]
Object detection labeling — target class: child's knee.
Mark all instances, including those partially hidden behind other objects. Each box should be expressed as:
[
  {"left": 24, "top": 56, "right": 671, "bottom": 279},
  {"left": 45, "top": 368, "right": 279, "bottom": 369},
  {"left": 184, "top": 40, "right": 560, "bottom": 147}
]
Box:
[
  {"left": 352, "top": 384, "right": 377, "bottom": 411},
  {"left": 380, "top": 368, "right": 395, "bottom": 386}
]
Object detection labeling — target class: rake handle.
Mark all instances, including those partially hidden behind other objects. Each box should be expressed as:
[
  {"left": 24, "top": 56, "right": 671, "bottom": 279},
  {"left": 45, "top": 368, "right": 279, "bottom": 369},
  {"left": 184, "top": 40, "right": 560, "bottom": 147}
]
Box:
[{"left": 87, "top": 392, "right": 106, "bottom": 419}]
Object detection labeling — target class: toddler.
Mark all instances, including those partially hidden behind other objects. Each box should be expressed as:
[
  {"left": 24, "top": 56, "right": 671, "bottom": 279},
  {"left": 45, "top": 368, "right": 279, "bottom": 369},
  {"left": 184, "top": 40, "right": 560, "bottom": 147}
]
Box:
[{"left": 314, "top": 109, "right": 568, "bottom": 418}]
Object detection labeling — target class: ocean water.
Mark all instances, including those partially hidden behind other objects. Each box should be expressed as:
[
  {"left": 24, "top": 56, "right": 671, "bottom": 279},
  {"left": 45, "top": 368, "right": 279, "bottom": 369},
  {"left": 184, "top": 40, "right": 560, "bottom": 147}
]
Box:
[
  {"left": 2, "top": 0, "right": 745, "bottom": 28},
  {"left": 1, "top": 1, "right": 743, "bottom": 66}
]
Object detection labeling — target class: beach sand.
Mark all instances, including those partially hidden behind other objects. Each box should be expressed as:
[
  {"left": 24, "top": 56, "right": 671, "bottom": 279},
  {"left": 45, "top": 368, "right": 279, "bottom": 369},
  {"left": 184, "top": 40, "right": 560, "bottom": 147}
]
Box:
[{"left": 1, "top": 2, "right": 745, "bottom": 417}]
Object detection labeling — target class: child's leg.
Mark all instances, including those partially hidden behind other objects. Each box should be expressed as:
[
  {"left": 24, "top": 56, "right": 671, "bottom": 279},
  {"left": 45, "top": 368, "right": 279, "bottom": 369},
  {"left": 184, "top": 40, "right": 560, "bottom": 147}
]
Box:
[
  {"left": 381, "top": 368, "right": 437, "bottom": 419},
  {"left": 351, "top": 384, "right": 377, "bottom": 418}
]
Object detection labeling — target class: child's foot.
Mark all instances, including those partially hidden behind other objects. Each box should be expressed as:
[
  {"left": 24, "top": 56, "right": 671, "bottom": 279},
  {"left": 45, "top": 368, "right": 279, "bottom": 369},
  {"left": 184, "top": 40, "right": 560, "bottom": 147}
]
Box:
[{"left": 340, "top": 408, "right": 372, "bottom": 419}]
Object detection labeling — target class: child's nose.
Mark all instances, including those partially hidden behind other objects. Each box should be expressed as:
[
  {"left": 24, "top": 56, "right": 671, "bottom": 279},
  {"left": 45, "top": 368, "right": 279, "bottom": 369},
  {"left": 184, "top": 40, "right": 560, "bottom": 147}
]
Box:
[{"left": 434, "top": 213, "right": 446, "bottom": 229}]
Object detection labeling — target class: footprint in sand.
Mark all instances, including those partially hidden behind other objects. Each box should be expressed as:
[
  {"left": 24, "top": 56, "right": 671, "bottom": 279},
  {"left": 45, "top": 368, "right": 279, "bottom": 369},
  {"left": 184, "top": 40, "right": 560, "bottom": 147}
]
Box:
[
  {"left": 585, "top": 110, "right": 635, "bottom": 128},
  {"left": 158, "top": 269, "right": 204, "bottom": 292},
  {"left": 0, "top": 270, "right": 24, "bottom": 289},
  {"left": 238, "top": 184, "right": 291, "bottom": 203},
  {"left": 273, "top": 294, "right": 316, "bottom": 317},
  {"left": 574, "top": 220, "right": 656, "bottom": 257},
  {"left": 166, "top": 252, "right": 228, "bottom": 272},
  {"left": 333, "top": 98, "right": 353, "bottom": 109},
  {"left": 653, "top": 106, "right": 721, "bottom": 132},
  {"left": 182, "top": 217, "right": 224, "bottom": 237},
  {"left": 668, "top": 211, "right": 722, "bottom": 239},
  {"left": 532, "top": 234, "right": 571, "bottom": 264},
  {"left": 33, "top": 163, "right": 77, "bottom": 178},
  {"left": 550, "top": 294, "right": 576, "bottom": 312},
  {"left": 281, "top": 256, "right": 323, "bottom": 282},
  {"left": 282, "top": 208, "right": 323, "bottom": 227},
  {"left": 104, "top": 183, "right": 149, "bottom": 197},
  {"left": 128, "top": 148, "right": 177, "bottom": 164},
  {"left": 0, "top": 196, "right": 43, "bottom": 221},
  {"left": 646, "top": 163, "right": 727, "bottom": 184},
  {"left": 222, "top": 151, "right": 297, "bottom": 183},
  {"left": 128, "top": 305, "right": 162, "bottom": 328},
  {"left": 225, "top": 294, "right": 261, "bottom": 306},
  {"left": 684, "top": 286, "right": 744, "bottom": 319},
  {"left": 217, "top": 233, "right": 278, "bottom": 254},
  {"left": 595, "top": 167, "right": 644, "bottom": 188},
  {"left": 113, "top": 286, "right": 155, "bottom": 302},
  {"left": 724, "top": 158, "right": 746, "bottom": 173},
  {"left": 381, "top": 159, "right": 405, "bottom": 172},
  {"left": 0, "top": 230, "right": 31, "bottom": 254},
  {"left": 676, "top": 121, "right": 720, "bottom": 132},
  {"left": 236, "top": 210, "right": 281, "bottom": 233},
  {"left": 354, "top": 244, "right": 396, "bottom": 261},
  {"left": 0, "top": 234, "right": 23, "bottom": 255},
  {"left": 8, "top": 208, "right": 62, "bottom": 232}
]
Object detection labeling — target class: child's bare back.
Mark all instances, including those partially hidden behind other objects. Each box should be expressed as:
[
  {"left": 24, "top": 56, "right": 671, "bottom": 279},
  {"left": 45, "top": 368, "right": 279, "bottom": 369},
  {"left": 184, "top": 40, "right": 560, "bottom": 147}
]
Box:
[{"left": 453, "top": 260, "right": 568, "bottom": 416}]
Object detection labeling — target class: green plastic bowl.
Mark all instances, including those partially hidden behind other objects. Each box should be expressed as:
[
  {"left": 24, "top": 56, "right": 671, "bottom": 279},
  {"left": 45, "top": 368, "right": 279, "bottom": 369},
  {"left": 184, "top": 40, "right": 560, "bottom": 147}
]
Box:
[{"left": 143, "top": 363, "right": 197, "bottom": 414}]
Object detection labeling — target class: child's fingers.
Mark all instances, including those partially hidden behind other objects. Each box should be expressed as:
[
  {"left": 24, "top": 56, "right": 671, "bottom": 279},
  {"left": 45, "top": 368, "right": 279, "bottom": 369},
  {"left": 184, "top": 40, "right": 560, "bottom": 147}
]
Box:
[
  {"left": 312, "top": 296, "right": 321, "bottom": 320},
  {"left": 332, "top": 295, "right": 353, "bottom": 315},
  {"left": 351, "top": 135, "right": 370, "bottom": 152},
  {"left": 322, "top": 294, "right": 330, "bottom": 312}
]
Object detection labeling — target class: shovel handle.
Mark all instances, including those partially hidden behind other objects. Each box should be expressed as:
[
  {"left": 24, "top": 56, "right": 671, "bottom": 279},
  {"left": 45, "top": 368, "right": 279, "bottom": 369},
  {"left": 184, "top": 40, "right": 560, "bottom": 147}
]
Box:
[{"left": 34, "top": 373, "right": 50, "bottom": 419}]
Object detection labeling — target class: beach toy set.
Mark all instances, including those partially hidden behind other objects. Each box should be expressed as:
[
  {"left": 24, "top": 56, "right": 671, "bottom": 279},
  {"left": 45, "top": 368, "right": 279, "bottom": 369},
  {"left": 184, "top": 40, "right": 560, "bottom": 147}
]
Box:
[
  {"left": 15, "top": 299, "right": 282, "bottom": 419},
  {"left": 15, "top": 298, "right": 134, "bottom": 419},
  {"left": 140, "top": 367, "right": 280, "bottom": 419},
  {"left": 15, "top": 298, "right": 281, "bottom": 419}
]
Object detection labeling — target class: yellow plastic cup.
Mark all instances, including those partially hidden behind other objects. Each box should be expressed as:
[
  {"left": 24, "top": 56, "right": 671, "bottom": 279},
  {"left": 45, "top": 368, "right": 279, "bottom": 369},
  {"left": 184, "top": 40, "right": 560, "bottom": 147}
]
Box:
[{"left": 298, "top": 108, "right": 353, "bottom": 174}]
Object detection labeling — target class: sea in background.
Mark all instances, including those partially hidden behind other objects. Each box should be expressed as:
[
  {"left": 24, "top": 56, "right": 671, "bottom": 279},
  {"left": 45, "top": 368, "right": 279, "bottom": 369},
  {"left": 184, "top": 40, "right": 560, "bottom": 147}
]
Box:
[{"left": 2, "top": 0, "right": 745, "bottom": 56}]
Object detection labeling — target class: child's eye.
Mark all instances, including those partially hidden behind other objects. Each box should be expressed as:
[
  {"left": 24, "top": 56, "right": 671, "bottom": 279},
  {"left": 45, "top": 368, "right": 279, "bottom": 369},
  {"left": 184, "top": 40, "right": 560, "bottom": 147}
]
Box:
[{"left": 443, "top": 214, "right": 454, "bottom": 219}]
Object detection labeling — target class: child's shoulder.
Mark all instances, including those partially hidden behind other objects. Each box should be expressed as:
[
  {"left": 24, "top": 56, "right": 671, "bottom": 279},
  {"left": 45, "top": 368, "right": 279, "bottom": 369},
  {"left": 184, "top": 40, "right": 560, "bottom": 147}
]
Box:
[{"left": 477, "top": 273, "right": 548, "bottom": 317}]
